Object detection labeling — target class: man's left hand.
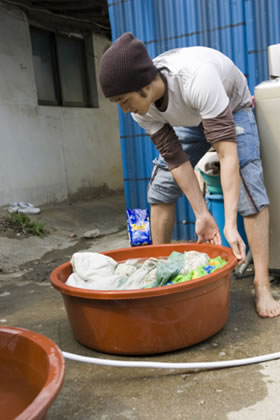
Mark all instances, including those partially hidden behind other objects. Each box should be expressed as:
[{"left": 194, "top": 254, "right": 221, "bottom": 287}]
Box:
[{"left": 224, "top": 226, "right": 246, "bottom": 264}]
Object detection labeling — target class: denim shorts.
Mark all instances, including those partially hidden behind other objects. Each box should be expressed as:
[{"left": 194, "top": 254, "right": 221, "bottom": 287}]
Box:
[{"left": 148, "top": 108, "right": 270, "bottom": 216}]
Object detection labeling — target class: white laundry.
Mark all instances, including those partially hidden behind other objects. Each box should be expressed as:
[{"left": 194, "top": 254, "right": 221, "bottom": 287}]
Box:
[
  {"left": 66, "top": 271, "right": 123, "bottom": 290},
  {"left": 67, "top": 252, "right": 121, "bottom": 290},
  {"left": 66, "top": 252, "right": 155, "bottom": 291},
  {"left": 181, "top": 251, "right": 209, "bottom": 274},
  {"left": 66, "top": 251, "right": 212, "bottom": 291},
  {"left": 70, "top": 252, "right": 117, "bottom": 280},
  {"left": 115, "top": 260, "right": 138, "bottom": 276}
]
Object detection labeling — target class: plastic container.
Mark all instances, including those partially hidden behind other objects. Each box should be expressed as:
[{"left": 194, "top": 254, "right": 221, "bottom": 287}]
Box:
[
  {"left": 198, "top": 169, "right": 223, "bottom": 194},
  {"left": 0, "top": 326, "right": 65, "bottom": 420},
  {"left": 206, "top": 193, "right": 249, "bottom": 251},
  {"left": 50, "top": 243, "right": 237, "bottom": 355}
]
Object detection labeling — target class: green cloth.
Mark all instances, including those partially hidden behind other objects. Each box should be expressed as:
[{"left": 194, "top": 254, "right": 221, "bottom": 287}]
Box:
[{"left": 155, "top": 251, "right": 185, "bottom": 286}]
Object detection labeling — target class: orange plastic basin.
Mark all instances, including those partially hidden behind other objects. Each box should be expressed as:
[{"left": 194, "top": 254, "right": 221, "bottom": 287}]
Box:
[
  {"left": 50, "top": 243, "right": 237, "bottom": 355},
  {"left": 0, "top": 327, "right": 65, "bottom": 420}
]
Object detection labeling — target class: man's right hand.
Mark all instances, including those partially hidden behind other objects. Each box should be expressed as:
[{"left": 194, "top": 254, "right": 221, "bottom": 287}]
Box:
[
  {"left": 196, "top": 211, "right": 222, "bottom": 245},
  {"left": 171, "top": 161, "right": 222, "bottom": 246}
]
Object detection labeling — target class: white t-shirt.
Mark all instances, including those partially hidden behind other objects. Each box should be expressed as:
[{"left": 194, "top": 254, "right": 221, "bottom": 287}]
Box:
[{"left": 132, "top": 46, "right": 252, "bottom": 136}]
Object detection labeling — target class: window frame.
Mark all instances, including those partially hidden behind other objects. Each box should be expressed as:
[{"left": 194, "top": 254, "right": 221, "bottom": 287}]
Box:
[{"left": 30, "top": 26, "right": 99, "bottom": 109}]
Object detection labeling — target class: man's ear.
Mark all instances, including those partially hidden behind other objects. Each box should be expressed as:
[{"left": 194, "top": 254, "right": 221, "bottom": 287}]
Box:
[{"left": 143, "top": 84, "right": 151, "bottom": 96}]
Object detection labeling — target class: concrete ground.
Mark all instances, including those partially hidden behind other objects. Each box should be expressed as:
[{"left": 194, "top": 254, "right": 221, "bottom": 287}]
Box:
[{"left": 1, "top": 193, "right": 280, "bottom": 420}]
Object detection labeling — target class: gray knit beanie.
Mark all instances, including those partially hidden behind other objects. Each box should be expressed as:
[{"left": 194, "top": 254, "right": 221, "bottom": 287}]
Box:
[{"left": 99, "top": 32, "right": 158, "bottom": 98}]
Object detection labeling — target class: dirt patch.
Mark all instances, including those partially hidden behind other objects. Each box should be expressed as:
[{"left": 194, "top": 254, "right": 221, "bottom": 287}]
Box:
[
  {"left": 0, "top": 212, "right": 50, "bottom": 240},
  {"left": 19, "top": 242, "right": 87, "bottom": 283},
  {"left": 0, "top": 215, "right": 31, "bottom": 239}
]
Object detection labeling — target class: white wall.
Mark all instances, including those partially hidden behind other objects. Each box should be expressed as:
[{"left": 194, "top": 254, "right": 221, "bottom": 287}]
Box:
[{"left": 0, "top": 3, "right": 123, "bottom": 206}]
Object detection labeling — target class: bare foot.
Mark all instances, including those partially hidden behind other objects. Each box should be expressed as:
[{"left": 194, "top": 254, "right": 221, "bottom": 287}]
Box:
[{"left": 255, "top": 284, "right": 280, "bottom": 318}]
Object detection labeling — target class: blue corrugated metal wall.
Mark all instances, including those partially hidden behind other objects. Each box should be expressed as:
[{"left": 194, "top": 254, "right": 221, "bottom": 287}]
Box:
[{"left": 107, "top": 0, "right": 280, "bottom": 240}]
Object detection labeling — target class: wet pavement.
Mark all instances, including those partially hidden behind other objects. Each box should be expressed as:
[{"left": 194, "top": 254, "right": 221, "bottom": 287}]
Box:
[{"left": 1, "top": 193, "right": 280, "bottom": 420}]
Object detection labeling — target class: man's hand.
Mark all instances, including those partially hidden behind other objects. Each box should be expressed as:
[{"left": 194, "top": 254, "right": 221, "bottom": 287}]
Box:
[
  {"left": 224, "top": 226, "right": 246, "bottom": 264},
  {"left": 196, "top": 212, "right": 221, "bottom": 245},
  {"left": 171, "top": 161, "right": 222, "bottom": 246},
  {"left": 213, "top": 140, "right": 245, "bottom": 263}
]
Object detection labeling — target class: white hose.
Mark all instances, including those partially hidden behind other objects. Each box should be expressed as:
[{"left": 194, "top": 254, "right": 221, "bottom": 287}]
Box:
[{"left": 62, "top": 350, "right": 280, "bottom": 370}]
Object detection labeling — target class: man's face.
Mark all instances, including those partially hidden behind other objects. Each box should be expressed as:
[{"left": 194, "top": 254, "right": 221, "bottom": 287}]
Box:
[{"left": 110, "top": 89, "right": 152, "bottom": 116}]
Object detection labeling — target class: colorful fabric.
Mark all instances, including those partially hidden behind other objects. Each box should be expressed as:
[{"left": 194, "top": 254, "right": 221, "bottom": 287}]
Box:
[{"left": 167, "top": 256, "right": 228, "bottom": 285}]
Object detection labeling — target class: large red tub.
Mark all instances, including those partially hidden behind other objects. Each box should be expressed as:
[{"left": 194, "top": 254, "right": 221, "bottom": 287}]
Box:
[
  {"left": 0, "top": 326, "right": 65, "bottom": 420},
  {"left": 50, "top": 243, "right": 237, "bottom": 355}
]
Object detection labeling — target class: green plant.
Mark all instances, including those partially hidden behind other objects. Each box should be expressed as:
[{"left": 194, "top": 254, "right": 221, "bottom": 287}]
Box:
[{"left": 7, "top": 212, "right": 48, "bottom": 238}]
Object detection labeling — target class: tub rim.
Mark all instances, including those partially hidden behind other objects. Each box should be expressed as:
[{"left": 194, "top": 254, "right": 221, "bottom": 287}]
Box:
[
  {"left": 0, "top": 326, "right": 65, "bottom": 420},
  {"left": 50, "top": 243, "right": 237, "bottom": 300}
]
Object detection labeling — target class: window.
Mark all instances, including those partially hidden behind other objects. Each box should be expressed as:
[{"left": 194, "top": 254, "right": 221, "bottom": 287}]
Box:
[{"left": 30, "top": 27, "right": 98, "bottom": 108}]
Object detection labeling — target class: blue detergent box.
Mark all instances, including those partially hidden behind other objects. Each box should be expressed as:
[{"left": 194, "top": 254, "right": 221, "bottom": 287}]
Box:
[{"left": 126, "top": 208, "right": 152, "bottom": 247}]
